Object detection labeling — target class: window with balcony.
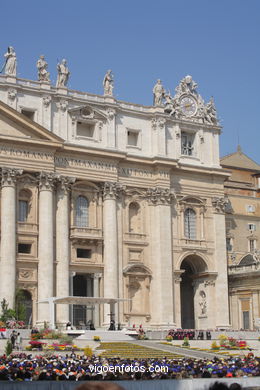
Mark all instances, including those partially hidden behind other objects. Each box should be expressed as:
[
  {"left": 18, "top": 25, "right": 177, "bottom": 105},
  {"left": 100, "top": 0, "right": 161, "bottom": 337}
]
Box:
[
  {"left": 249, "top": 239, "right": 256, "bottom": 252},
  {"left": 226, "top": 237, "right": 233, "bottom": 252},
  {"left": 75, "top": 196, "right": 89, "bottom": 227},
  {"left": 184, "top": 208, "right": 196, "bottom": 240},
  {"left": 181, "top": 133, "right": 194, "bottom": 156}
]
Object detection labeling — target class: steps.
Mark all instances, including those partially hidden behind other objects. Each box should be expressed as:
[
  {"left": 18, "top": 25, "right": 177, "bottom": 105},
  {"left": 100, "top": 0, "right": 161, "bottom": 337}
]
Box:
[{"left": 76, "top": 330, "right": 135, "bottom": 341}]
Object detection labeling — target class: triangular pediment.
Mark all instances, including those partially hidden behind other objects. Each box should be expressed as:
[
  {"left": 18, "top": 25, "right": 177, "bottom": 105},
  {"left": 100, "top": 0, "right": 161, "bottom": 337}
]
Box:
[
  {"left": 0, "top": 100, "right": 63, "bottom": 143},
  {"left": 221, "top": 147, "right": 260, "bottom": 171},
  {"left": 68, "top": 105, "right": 107, "bottom": 122}
]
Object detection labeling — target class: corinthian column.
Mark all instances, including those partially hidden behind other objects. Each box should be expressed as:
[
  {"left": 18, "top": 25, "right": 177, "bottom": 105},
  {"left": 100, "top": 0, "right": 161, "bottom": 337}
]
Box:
[
  {"left": 37, "top": 172, "right": 55, "bottom": 326},
  {"left": 102, "top": 182, "right": 122, "bottom": 325},
  {"left": 0, "top": 168, "right": 22, "bottom": 309},
  {"left": 147, "top": 187, "right": 175, "bottom": 327},
  {"left": 56, "top": 176, "right": 75, "bottom": 326}
]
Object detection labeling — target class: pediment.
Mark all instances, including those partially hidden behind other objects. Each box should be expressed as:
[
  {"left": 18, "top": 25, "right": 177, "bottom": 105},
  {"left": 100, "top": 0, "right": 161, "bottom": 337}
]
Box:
[
  {"left": 0, "top": 100, "right": 63, "bottom": 143},
  {"left": 68, "top": 105, "right": 107, "bottom": 122}
]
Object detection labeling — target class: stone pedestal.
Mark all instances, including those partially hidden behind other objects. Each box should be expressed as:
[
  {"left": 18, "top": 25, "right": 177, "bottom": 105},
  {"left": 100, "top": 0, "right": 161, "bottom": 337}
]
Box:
[
  {"left": 0, "top": 168, "right": 22, "bottom": 308},
  {"left": 37, "top": 172, "right": 55, "bottom": 326}
]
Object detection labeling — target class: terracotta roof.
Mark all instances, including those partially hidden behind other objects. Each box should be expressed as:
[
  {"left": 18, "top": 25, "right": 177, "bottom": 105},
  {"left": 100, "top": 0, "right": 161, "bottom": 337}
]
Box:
[{"left": 221, "top": 146, "right": 260, "bottom": 171}]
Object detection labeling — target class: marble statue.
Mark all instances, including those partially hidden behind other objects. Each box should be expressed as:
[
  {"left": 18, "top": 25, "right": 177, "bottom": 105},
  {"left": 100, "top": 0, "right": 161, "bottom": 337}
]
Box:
[
  {"left": 204, "top": 97, "right": 217, "bottom": 125},
  {"left": 56, "top": 59, "right": 70, "bottom": 87},
  {"left": 176, "top": 75, "right": 198, "bottom": 96},
  {"left": 153, "top": 79, "right": 165, "bottom": 106},
  {"left": 36, "top": 55, "right": 50, "bottom": 82},
  {"left": 3, "top": 46, "right": 17, "bottom": 76},
  {"left": 103, "top": 70, "right": 114, "bottom": 96}
]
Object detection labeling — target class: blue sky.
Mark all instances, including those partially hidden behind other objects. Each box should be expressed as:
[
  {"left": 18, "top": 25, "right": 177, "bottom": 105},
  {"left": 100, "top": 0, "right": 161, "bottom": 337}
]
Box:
[{"left": 1, "top": 0, "right": 260, "bottom": 163}]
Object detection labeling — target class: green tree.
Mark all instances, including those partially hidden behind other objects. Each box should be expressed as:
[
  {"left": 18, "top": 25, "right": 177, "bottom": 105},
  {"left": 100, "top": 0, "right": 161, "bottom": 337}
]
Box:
[
  {"left": 15, "top": 289, "right": 26, "bottom": 321},
  {"left": 5, "top": 340, "right": 13, "bottom": 356},
  {"left": 0, "top": 299, "right": 16, "bottom": 323}
]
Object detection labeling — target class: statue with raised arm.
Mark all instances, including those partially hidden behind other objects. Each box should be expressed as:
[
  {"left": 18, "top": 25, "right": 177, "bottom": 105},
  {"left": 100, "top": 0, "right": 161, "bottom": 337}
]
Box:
[
  {"left": 36, "top": 55, "right": 50, "bottom": 82},
  {"left": 103, "top": 69, "right": 114, "bottom": 96},
  {"left": 204, "top": 97, "right": 218, "bottom": 125},
  {"left": 3, "top": 46, "right": 17, "bottom": 76},
  {"left": 153, "top": 79, "right": 165, "bottom": 106},
  {"left": 56, "top": 59, "right": 70, "bottom": 87}
]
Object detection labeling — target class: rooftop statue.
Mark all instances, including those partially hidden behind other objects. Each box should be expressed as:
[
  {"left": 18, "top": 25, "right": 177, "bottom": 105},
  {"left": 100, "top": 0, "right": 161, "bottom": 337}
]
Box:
[
  {"left": 153, "top": 79, "right": 165, "bottom": 106},
  {"left": 103, "top": 70, "right": 114, "bottom": 96},
  {"left": 2, "top": 46, "right": 17, "bottom": 76},
  {"left": 56, "top": 59, "right": 70, "bottom": 87},
  {"left": 36, "top": 55, "right": 50, "bottom": 82}
]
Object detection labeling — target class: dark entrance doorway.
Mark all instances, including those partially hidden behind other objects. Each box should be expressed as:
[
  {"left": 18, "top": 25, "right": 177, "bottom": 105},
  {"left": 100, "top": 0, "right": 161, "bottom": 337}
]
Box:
[
  {"left": 16, "top": 290, "right": 32, "bottom": 326},
  {"left": 72, "top": 274, "right": 93, "bottom": 327},
  {"left": 180, "top": 255, "right": 207, "bottom": 329}
]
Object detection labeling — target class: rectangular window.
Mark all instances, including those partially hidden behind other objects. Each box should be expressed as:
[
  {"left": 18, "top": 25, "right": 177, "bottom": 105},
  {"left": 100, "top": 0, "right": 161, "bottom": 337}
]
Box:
[
  {"left": 18, "top": 200, "right": 28, "bottom": 222},
  {"left": 226, "top": 238, "right": 233, "bottom": 252},
  {"left": 246, "top": 205, "right": 255, "bottom": 213},
  {"left": 21, "top": 109, "right": 35, "bottom": 121},
  {"left": 76, "top": 248, "right": 91, "bottom": 259},
  {"left": 77, "top": 122, "right": 95, "bottom": 138},
  {"left": 181, "top": 133, "right": 194, "bottom": 156},
  {"left": 249, "top": 239, "right": 255, "bottom": 252},
  {"left": 18, "top": 243, "right": 31, "bottom": 254},
  {"left": 127, "top": 130, "right": 139, "bottom": 147},
  {"left": 248, "top": 223, "right": 256, "bottom": 231}
]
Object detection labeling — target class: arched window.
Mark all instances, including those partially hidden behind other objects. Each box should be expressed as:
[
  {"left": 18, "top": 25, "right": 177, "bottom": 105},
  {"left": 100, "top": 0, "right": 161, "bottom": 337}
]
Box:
[
  {"left": 75, "top": 196, "right": 89, "bottom": 227},
  {"left": 18, "top": 189, "right": 31, "bottom": 222},
  {"left": 184, "top": 208, "right": 196, "bottom": 239},
  {"left": 129, "top": 202, "right": 141, "bottom": 233}
]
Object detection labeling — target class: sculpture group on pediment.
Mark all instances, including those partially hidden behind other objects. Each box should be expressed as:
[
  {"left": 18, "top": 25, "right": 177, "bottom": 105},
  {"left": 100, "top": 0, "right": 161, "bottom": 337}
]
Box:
[{"left": 152, "top": 74, "right": 219, "bottom": 126}]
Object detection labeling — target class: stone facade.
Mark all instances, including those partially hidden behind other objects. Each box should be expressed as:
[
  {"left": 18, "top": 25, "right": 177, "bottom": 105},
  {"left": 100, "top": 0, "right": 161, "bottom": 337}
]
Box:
[
  {"left": 0, "top": 72, "right": 231, "bottom": 329},
  {"left": 221, "top": 148, "right": 260, "bottom": 330}
]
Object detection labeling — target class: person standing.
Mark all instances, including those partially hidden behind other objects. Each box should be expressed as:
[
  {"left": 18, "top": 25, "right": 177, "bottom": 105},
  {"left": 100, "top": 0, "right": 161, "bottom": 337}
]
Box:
[
  {"left": 10, "top": 330, "right": 17, "bottom": 349},
  {"left": 16, "top": 332, "right": 22, "bottom": 351}
]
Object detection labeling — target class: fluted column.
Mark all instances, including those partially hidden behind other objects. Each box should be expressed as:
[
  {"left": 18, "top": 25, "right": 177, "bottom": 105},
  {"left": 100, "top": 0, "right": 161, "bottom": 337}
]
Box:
[
  {"left": 0, "top": 168, "right": 22, "bottom": 309},
  {"left": 93, "top": 273, "right": 101, "bottom": 327},
  {"left": 37, "top": 172, "right": 55, "bottom": 326},
  {"left": 102, "top": 182, "right": 122, "bottom": 325},
  {"left": 56, "top": 176, "right": 75, "bottom": 326}
]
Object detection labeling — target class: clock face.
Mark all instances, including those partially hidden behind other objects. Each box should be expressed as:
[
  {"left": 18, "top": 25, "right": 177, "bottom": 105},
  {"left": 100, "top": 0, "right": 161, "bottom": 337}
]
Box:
[{"left": 180, "top": 96, "right": 197, "bottom": 117}]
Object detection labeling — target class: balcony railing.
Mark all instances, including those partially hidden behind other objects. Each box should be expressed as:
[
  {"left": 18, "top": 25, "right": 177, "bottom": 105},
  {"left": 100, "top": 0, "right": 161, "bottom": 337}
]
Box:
[
  {"left": 17, "top": 222, "right": 38, "bottom": 234},
  {"left": 124, "top": 232, "right": 147, "bottom": 241},
  {"left": 70, "top": 226, "right": 102, "bottom": 240},
  {"left": 229, "top": 263, "right": 260, "bottom": 275}
]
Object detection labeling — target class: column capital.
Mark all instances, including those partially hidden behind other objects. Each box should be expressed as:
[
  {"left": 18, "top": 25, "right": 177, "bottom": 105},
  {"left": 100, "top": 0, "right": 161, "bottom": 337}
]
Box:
[
  {"left": 146, "top": 187, "right": 174, "bottom": 205},
  {"left": 94, "top": 273, "right": 102, "bottom": 280},
  {"left": 1, "top": 167, "right": 23, "bottom": 187},
  {"left": 57, "top": 175, "right": 76, "bottom": 193},
  {"left": 38, "top": 172, "right": 56, "bottom": 191},
  {"left": 103, "top": 182, "right": 125, "bottom": 200}
]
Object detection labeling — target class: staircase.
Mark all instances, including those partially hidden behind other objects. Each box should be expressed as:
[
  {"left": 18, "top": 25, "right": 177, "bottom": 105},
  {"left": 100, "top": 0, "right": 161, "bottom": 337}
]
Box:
[{"left": 76, "top": 330, "right": 136, "bottom": 341}]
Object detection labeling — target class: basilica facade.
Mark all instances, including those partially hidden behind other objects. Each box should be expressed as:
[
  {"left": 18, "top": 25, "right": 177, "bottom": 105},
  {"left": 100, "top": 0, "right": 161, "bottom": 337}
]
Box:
[{"left": 0, "top": 63, "right": 232, "bottom": 329}]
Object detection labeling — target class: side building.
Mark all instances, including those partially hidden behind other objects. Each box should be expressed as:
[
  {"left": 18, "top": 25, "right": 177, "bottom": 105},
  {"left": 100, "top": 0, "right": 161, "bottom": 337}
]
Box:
[
  {"left": 221, "top": 148, "right": 260, "bottom": 330},
  {"left": 0, "top": 72, "right": 230, "bottom": 329}
]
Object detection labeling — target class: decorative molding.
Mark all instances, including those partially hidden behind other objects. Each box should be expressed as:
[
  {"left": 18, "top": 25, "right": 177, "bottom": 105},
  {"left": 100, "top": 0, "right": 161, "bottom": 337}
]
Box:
[
  {"left": 38, "top": 171, "right": 57, "bottom": 191},
  {"left": 103, "top": 182, "right": 125, "bottom": 200},
  {"left": 107, "top": 108, "right": 116, "bottom": 120},
  {"left": 146, "top": 187, "right": 174, "bottom": 205},
  {"left": 204, "top": 280, "right": 215, "bottom": 287},
  {"left": 56, "top": 99, "right": 68, "bottom": 112},
  {"left": 8, "top": 88, "right": 17, "bottom": 101},
  {"left": 212, "top": 197, "right": 229, "bottom": 213},
  {"left": 1, "top": 167, "right": 23, "bottom": 186},
  {"left": 43, "top": 95, "right": 51, "bottom": 108},
  {"left": 57, "top": 175, "right": 76, "bottom": 193}
]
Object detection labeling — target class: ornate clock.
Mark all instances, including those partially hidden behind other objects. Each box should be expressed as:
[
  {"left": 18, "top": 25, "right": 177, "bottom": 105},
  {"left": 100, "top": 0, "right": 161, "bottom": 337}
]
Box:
[{"left": 180, "top": 95, "right": 197, "bottom": 117}]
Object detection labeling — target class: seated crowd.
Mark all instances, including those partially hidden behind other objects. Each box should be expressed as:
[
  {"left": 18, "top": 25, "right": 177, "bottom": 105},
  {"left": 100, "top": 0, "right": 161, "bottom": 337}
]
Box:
[{"left": 0, "top": 353, "right": 259, "bottom": 381}]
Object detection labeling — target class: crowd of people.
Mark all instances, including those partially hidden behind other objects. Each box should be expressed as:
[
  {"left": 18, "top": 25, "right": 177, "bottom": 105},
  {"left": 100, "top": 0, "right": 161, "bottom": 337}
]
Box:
[{"left": 0, "top": 353, "right": 259, "bottom": 381}]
